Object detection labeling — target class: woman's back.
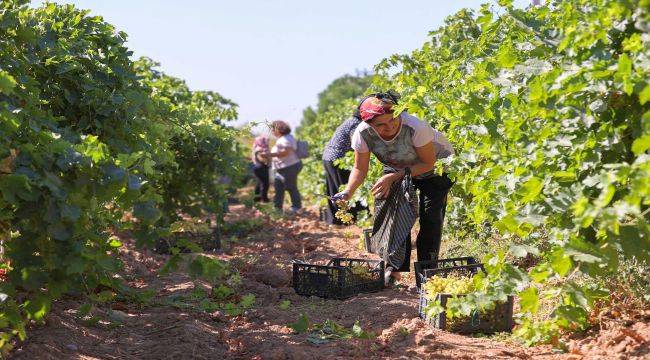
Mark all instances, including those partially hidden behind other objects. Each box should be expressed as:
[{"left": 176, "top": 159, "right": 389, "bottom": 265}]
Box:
[
  {"left": 271, "top": 134, "right": 299, "bottom": 169},
  {"left": 322, "top": 117, "right": 361, "bottom": 161}
]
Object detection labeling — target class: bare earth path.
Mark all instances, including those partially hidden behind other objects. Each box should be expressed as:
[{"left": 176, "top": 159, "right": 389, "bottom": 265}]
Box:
[{"left": 8, "top": 205, "right": 646, "bottom": 359}]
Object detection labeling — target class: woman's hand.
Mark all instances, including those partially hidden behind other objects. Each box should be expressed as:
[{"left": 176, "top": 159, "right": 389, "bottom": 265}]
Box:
[
  {"left": 331, "top": 190, "right": 350, "bottom": 202},
  {"left": 371, "top": 171, "right": 404, "bottom": 199}
]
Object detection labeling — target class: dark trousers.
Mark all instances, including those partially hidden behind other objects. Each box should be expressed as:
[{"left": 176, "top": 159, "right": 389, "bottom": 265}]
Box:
[
  {"left": 396, "top": 174, "right": 453, "bottom": 272},
  {"left": 323, "top": 160, "right": 366, "bottom": 225},
  {"left": 323, "top": 160, "right": 350, "bottom": 225},
  {"left": 274, "top": 162, "right": 303, "bottom": 210},
  {"left": 253, "top": 164, "right": 269, "bottom": 202}
]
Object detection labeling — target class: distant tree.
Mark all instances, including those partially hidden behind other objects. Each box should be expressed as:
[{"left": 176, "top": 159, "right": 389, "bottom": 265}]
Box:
[
  {"left": 315, "top": 73, "right": 372, "bottom": 113},
  {"left": 301, "top": 106, "right": 317, "bottom": 130},
  {"left": 297, "top": 72, "right": 372, "bottom": 133}
]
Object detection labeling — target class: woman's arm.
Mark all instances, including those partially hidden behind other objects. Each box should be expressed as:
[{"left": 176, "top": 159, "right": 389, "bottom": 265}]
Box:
[
  {"left": 341, "top": 151, "right": 371, "bottom": 199},
  {"left": 410, "top": 141, "right": 437, "bottom": 176},
  {"left": 371, "top": 141, "right": 437, "bottom": 198}
]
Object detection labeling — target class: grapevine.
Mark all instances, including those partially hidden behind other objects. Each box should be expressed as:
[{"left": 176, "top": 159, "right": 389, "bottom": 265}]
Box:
[
  {"left": 0, "top": 1, "right": 244, "bottom": 350},
  {"left": 300, "top": 0, "right": 650, "bottom": 344}
]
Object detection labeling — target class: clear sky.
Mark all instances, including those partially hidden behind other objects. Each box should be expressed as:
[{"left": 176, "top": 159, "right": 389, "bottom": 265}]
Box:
[{"left": 37, "top": 0, "right": 531, "bottom": 129}]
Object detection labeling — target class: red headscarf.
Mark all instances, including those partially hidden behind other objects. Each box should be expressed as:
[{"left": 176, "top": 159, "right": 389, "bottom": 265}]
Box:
[{"left": 359, "top": 97, "right": 393, "bottom": 122}]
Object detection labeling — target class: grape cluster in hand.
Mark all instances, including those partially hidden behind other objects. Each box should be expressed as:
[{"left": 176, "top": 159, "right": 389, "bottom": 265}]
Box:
[{"left": 334, "top": 200, "right": 353, "bottom": 225}]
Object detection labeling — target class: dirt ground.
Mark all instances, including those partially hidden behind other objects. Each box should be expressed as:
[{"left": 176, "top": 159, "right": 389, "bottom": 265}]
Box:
[{"left": 8, "top": 204, "right": 649, "bottom": 360}]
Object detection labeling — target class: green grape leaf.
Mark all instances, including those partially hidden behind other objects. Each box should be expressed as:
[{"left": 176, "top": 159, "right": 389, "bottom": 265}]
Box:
[
  {"left": 518, "top": 177, "right": 544, "bottom": 203},
  {"left": 0, "top": 175, "right": 38, "bottom": 203},
  {"left": 519, "top": 287, "right": 539, "bottom": 314},
  {"left": 24, "top": 296, "right": 51, "bottom": 321},
  {"left": 65, "top": 258, "right": 85, "bottom": 275},
  {"left": 510, "top": 244, "right": 540, "bottom": 258},
  {"left": 278, "top": 300, "right": 290, "bottom": 310},
  {"left": 133, "top": 201, "right": 161, "bottom": 223},
  {"left": 239, "top": 294, "right": 255, "bottom": 309},
  {"left": 639, "top": 84, "right": 650, "bottom": 105},
  {"left": 549, "top": 250, "right": 573, "bottom": 277},
  {"left": 529, "top": 264, "right": 552, "bottom": 283},
  {"left": 289, "top": 313, "right": 310, "bottom": 334},
  {"left": 631, "top": 134, "right": 650, "bottom": 155},
  {"left": 108, "top": 238, "right": 122, "bottom": 248},
  {"left": 0, "top": 71, "right": 17, "bottom": 94}
]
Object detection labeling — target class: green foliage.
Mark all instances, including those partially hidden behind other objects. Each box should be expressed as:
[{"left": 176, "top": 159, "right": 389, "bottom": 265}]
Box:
[
  {"left": 288, "top": 313, "right": 375, "bottom": 344},
  {"left": 187, "top": 256, "right": 229, "bottom": 284},
  {"left": 299, "top": 0, "right": 649, "bottom": 345},
  {"left": 134, "top": 57, "right": 244, "bottom": 227},
  {"left": 370, "top": 0, "right": 649, "bottom": 344},
  {"left": 0, "top": 1, "right": 244, "bottom": 350},
  {"left": 213, "top": 284, "right": 235, "bottom": 300},
  {"left": 297, "top": 73, "right": 372, "bottom": 133},
  {"left": 278, "top": 300, "right": 291, "bottom": 310},
  {"left": 229, "top": 294, "right": 255, "bottom": 314},
  {"left": 309, "top": 319, "right": 374, "bottom": 342},
  {"left": 289, "top": 312, "right": 310, "bottom": 333}
]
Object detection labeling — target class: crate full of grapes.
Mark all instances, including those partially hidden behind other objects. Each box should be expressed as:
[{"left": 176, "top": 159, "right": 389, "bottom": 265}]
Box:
[
  {"left": 418, "top": 264, "right": 514, "bottom": 334},
  {"left": 292, "top": 258, "right": 384, "bottom": 299},
  {"left": 413, "top": 256, "right": 479, "bottom": 289}
]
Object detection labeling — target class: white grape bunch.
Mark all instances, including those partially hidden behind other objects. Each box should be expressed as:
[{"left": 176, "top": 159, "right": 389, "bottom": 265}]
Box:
[
  {"left": 423, "top": 274, "right": 475, "bottom": 300},
  {"left": 334, "top": 200, "right": 354, "bottom": 225}
]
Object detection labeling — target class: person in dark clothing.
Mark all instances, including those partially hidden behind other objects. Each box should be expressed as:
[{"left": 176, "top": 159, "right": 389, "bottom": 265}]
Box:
[
  {"left": 331, "top": 92, "right": 454, "bottom": 285},
  {"left": 251, "top": 136, "right": 270, "bottom": 203},
  {"left": 322, "top": 117, "right": 363, "bottom": 224}
]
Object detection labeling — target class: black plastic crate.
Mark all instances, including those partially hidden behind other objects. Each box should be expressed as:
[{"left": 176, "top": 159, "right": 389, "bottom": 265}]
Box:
[
  {"left": 292, "top": 258, "right": 384, "bottom": 299},
  {"left": 419, "top": 293, "right": 514, "bottom": 334},
  {"left": 154, "top": 231, "right": 220, "bottom": 254},
  {"left": 362, "top": 228, "right": 373, "bottom": 252},
  {"left": 414, "top": 257, "right": 479, "bottom": 289},
  {"left": 418, "top": 264, "right": 514, "bottom": 334}
]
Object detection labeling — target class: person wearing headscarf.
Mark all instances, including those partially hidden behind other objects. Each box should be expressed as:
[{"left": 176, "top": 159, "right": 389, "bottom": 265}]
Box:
[
  {"left": 251, "top": 135, "right": 270, "bottom": 203},
  {"left": 332, "top": 91, "right": 454, "bottom": 285}
]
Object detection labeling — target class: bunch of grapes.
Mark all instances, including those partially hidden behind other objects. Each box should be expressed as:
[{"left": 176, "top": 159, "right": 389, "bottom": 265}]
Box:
[
  {"left": 347, "top": 264, "right": 374, "bottom": 282},
  {"left": 334, "top": 200, "right": 353, "bottom": 225},
  {"left": 422, "top": 274, "right": 474, "bottom": 300},
  {"left": 351, "top": 264, "right": 371, "bottom": 276}
]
